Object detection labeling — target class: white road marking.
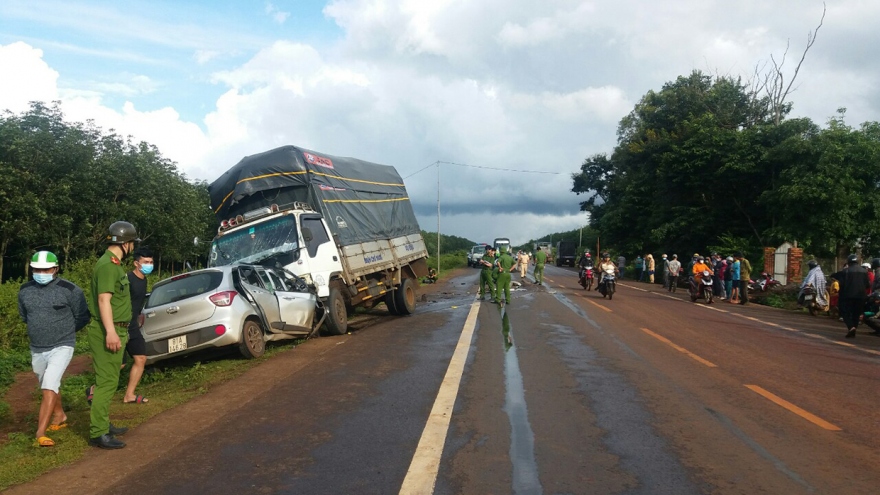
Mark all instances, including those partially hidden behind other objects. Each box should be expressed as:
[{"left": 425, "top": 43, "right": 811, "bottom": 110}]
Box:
[{"left": 399, "top": 297, "right": 481, "bottom": 494}]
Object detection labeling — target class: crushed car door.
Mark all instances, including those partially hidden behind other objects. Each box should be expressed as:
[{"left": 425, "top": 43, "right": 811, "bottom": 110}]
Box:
[
  {"left": 268, "top": 270, "right": 316, "bottom": 333},
  {"left": 238, "top": 266, "right": 283, "bottom": 331}
]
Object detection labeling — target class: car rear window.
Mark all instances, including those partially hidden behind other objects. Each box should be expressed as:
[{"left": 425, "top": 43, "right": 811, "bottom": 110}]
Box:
[{"left": 146, "top": 272, "right": 224, "bottom": 308}]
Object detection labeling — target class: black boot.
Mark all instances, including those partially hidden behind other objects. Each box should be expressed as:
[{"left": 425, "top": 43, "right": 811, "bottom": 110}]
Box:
[
  {"left": 109, "top": 423, "right": 128, "bottom": 436},
  {"left": 89, "top": 434, "right": 126, "bottom": 449}
]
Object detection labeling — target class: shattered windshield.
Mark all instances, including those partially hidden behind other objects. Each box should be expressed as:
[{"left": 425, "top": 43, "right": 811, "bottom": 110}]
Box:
[{"left": 209, "top": 215, "right": 299, "bottom": 267}]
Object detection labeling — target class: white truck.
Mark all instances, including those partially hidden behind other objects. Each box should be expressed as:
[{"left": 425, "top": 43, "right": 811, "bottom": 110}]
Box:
[{"left": 207, "top": 145, "right": 429, "bottom": 335}]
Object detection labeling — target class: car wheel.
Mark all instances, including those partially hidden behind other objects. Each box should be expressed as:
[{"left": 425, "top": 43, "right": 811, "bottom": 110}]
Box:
[
  {"left": 384, "top": 290, "right": 399, "bottom": 315},
  {"left": 394, "top": 278, "right": 417, "bottom": 315},
  {"left": 238, "top": 319, "right": 265, "bottom": 359},
  {"left": 325, "top": 287, "right": 348, "bottom": 335}
]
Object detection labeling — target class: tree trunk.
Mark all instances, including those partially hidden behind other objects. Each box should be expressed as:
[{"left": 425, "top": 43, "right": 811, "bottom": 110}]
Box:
[{"left": 0, "top": 237, "right": 7, "bottom": 284}]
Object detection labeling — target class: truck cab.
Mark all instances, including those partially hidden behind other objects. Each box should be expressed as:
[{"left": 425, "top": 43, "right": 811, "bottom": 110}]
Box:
[{"left": 467, "top": 245, "right": 485, "bottom": 267}]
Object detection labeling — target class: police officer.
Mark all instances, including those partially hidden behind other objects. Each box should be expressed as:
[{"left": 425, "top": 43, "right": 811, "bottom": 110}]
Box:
[
  {"left": 87, "top": 221, "right": 140, "bottom": 449},
  {"left": 478, "top": 246, "right": 496, "bottom": 300},
  {"left": 495, "top": 246, "right": 516, "bottom": 305},
  {"left": 533, "top": 247, "right": 547, "bottom": 285}
]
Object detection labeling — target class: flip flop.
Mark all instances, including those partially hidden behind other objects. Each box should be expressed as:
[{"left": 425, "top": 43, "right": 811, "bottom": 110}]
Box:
[
  {"left": 124, "top": 395, "right": 149, "bottom": 404},
  {"left": 47, "top": 422, "right": 68, "bottom": 432},
  {"left": 36, "top": 436, "right": 55, "bottom": 447},
  {"left": 85, "top": 385, "right": 95, "bottom": 405}
]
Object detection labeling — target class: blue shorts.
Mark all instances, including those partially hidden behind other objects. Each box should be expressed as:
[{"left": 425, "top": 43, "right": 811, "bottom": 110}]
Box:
[{"left": 31, "top": 346, "right": 74, "bottom": 393}]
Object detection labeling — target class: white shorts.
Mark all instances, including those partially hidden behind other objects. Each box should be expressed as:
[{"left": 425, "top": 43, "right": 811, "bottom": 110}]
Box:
[{"left": 31, "top": 346, "right": 74, "bottom": 394}]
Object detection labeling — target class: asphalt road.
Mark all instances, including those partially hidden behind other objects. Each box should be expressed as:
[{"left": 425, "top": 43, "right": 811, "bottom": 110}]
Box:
[{"left": 12, "top": 265, "right": 879, "bottom": 494}]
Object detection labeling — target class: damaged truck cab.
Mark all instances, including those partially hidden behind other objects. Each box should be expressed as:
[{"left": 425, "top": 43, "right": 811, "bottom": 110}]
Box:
[{"left": 208, "top": 146, "right": 429, "bottom": 336}]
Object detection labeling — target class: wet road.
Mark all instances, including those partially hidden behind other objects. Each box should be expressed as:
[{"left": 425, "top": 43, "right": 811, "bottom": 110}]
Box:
[{"left": 14, "top": 265, "right": 879, "bottom": 494}]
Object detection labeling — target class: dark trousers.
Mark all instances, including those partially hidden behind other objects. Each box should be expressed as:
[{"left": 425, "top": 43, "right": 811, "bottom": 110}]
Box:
[
  {"left": 839, "top": 298, "right": 866, "bottom": 330},
  {"left": 739, "top": 280, "right": 749, "bottom": 304}
]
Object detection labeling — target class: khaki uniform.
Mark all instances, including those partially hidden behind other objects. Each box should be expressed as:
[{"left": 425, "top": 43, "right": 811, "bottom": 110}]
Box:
[{"left": 518, "top": 252, "right": 530, "bottom": 278}]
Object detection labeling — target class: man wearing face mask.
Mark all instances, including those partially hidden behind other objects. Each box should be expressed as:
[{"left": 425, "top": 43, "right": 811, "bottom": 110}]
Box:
[
  {"left": 86, "top": 221, "right": 140, "bottom": 449},
  {"left": 121, "top": 247, "right": 153, "bottom": 405},
  {"left": 18, "top": 251, "right": 90, "bottom": 447}
]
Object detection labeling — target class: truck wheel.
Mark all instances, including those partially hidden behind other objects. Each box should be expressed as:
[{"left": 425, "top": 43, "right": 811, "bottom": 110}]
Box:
[
  {"left": 384, "top": 291, "right": 399, "bottom": 315},
  {"left": 238, "top": 319, "right": 266, "bottom": 359},
  {"left": 394, "top": 278, "right": 416, "bottom": 315},
  {"left": 325, "top": 287, "right": 348, "bottom": 335}
]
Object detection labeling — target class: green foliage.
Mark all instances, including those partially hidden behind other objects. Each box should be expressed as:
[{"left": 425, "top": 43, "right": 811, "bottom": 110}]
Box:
[
  {"left": 426, "top": 252, "right": 468, "bottom": 273},
  {"left": 0, "top": 279, "right": 28, "bottom": 351},
  {"left": 571, "top": 71, "right": 880, "bottom": 261},
  {"left": 421, "top": 230, "right": 476, "bottom": 255}
]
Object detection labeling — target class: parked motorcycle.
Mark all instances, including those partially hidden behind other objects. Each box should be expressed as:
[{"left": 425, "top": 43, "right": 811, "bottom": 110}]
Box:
[
  {"left": 861, "top": 290, "right": 880, "bottom": 334},
  {"left": 750, "top": 272, "right": 781, "bottom": 292},
  {"left": 799, "top": 283, "right": 828, "bottom": 316},
  {"left": 689, "top": 270, "right": 714, "bottom": 304},
  {"left": 598, "top": 267, "right": 616, "bottom": 300},
  {"left": 578, "top": 266, "right": 594, "bottom": 291}
]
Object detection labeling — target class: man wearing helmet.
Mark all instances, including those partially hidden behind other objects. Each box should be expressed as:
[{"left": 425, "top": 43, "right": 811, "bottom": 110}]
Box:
[
  {"left": 597, "top": 253, "right": 618, "bottom": 294},
  {"left": 86, "top": 221, "right": 140, "bottom": 449},
  {"left": 831, "top": 254, "right": 870, "bottom": 338},
  {"left": 577, "top": 250, "right": 594, "bottom": 290},
  {"left": 799, "top": 260, "right": 828, "bottom": 309},
  {"left": 18, "top": 251, "right": 90, "bottom": 447}
]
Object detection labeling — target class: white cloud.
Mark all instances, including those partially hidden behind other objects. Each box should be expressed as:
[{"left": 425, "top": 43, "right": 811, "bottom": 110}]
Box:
[
  {"left": 265, "top": 2, "right": 290, "bottom": 24},
  {"left": 0, "top": 42, "right": 59, "bottom": 113}
]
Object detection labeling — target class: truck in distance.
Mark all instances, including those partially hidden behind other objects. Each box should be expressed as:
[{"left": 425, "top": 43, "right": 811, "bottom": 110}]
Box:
[
  {"left": 556, "top": 241, "right": 576, "bottom": 267},
  {"left": 467, "top": 244, "right": 486, "bottom": 267}
]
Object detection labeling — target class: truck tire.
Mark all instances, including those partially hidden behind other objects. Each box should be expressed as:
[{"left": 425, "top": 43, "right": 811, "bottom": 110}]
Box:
[
  {"left": 325, "top": 287, "right": 348, "bottom": 335},
  {"left": 394, "top": 278, "right": 416, "bottom": 315},
  {"left": 384, "top": 291, "right": 399, "bottom": 315},
  {"left": 238, "top": 319, "right": 266, "bottom": 359}
]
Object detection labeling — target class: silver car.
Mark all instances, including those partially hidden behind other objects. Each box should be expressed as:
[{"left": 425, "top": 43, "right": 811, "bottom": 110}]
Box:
[{"left": 142, "top": 265, "right": 320, "bottom": 364}]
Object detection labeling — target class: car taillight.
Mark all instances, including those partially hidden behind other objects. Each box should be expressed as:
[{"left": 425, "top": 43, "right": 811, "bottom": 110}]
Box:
[
  {"left": 209, "top": 291, "right": 237, "bottom": 306},
  {"left": 214, "top": 325, "right": 226, "bottom": 336}
]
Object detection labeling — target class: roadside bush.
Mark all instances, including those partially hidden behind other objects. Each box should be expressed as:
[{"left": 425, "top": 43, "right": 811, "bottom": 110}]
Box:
[
  {"left": 427, "top": 251, "right": 468, "bottom": 273},
  {"left": 0, "top": 279, "right": 28, "bottom": 351}
]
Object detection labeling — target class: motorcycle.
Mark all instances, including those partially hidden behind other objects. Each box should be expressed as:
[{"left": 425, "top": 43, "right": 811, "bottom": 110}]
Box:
[
  {"left": 578, "top": 266, "right": 594, "bottom": 291},
  {"left": 598, "top": 267, "right": 616, "bottom": 300},
  {"left": 689, "top": 270, "right": 714, "bottom": 304},
  {"left": 861, "top": 290, "right": 880, "bottom": 334},
  {"left": 750, "top": 272, "right": 781, "bottom": 292},
  {"left": 799, "top": 283, "right": 828, "bottom": 316}
]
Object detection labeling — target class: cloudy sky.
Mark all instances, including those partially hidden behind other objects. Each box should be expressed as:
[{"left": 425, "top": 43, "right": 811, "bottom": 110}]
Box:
[{"left": 2, "top": 0, "right": 877, "bottom": 246}]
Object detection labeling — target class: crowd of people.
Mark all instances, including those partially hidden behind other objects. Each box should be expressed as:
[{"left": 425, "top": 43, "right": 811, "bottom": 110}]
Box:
[{"left": 18, "top": 221, "right": 152, "bottom": 449}]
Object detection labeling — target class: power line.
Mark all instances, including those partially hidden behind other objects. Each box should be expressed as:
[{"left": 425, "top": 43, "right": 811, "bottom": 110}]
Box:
[{"left": 404, "top": 160, "right": 561, "bottom": 179}]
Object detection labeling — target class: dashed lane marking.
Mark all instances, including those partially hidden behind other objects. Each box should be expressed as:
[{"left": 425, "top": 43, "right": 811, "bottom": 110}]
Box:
[
  {"left": 399, "top": 297, "right": 480, "bottom": 494},
  {"left": 640, "top": 327, "right": 717, "bottom": 368},
  {"left": 584, "top": 297, "right": 613, "bottom": 313},
  {"left": 745, "top": 384, "right": 841, "bottom": 431}
]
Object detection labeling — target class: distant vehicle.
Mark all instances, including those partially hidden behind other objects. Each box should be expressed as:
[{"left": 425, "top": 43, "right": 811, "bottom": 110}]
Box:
[
  {"left": 494, "top": 237, "right": 511, "bottom": 253},
  {"left": 535, "top": 241, "right": 552, "bottom": 262},
  {"left": 556, "top": 241, "right": 576, "bottom": 267},
  {"left": 467, "top": 244, "right": 486, "bottom": 268},
  {"left": 142, "top": 265, "right": 320, "bottom": 364}
]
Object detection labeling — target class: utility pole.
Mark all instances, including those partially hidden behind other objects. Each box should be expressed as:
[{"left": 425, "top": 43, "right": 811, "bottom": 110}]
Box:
[{"left": 436, "top": 162, "right": 440, "bottom": 271}]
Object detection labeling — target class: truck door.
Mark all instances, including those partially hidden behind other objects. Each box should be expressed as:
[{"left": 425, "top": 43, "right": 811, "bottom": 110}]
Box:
[
  {"left": 238, "top": 266, "right": 283, "bottom": 331},
  {"left": 298, "top": 215, "right": 342, "bottom": 298}
]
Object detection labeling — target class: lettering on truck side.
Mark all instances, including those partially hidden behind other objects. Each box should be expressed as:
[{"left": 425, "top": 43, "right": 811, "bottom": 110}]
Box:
[
  {"left": 405, "top": 243, "right": 414, "bottom": 252},
  {"left": 364, "top": 254, "right": 384, "bottom": 264}
]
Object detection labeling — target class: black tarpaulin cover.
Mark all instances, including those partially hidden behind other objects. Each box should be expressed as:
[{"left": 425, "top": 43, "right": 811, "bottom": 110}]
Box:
[{"left": 209, "top": 145, "right": 421, "bottom": 247}]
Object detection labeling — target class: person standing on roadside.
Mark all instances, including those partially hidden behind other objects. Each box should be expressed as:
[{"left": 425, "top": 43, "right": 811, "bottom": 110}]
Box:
[
  {"left": 494, "top": 246, "right": 516, "bottom": 305},
  {"left": 533, "top": 247, "right": 547, "bottom": 285},
  {"left": 645, "top": 254, "right": 655, "bottom": 284},
  {"left": 617, "top": 254, "right": 626, "bottom": 280},
  {"left": 832, "top": 255, "right": 870, "bottom": 338},
  {"left": 634, "top": 255, "right": 644, "bottom": 282},
  {"left": 478, "top": 246, "right": 496, "bottom": 300},
  {"left": 661, "top": 254, "right": 669, "bottom": 288},
  {"left": 667, "top": 255, "right": 681, "bottom": 292},
  {"left": 724, "top": 256, "right": 735, "bottom": 302},
  {"left": 122, "top": 247, "right": 153, "bottom": 405},
  {"left": 518, "top": 250, "right": 530, "bottom": 279},
  {"left": 18, "top": 251, "right": 90, "bottom": 447},
  {"left": 87, "top": 221, "right": 140, "bottom": 449},
  {"left": 735, "top": 251, "right": 752, "bottom": 305}
]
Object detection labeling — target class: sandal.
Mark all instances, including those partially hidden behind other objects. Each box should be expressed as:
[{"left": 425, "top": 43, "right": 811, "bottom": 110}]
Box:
[
  {"left": 36, "top": 436, "right": 55, "bottom": 447},
  {"left": 47, "top": 422, "right": 68, "bottom": 432},
  {"left": 85, "top": 385, "right": 95, "bottom": 405},
  {"left": 123, "top": 395, "right": 149, "bottom": 404}
]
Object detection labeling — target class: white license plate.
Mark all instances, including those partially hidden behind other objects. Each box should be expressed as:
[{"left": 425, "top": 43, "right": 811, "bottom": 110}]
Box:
[
  {"left": 804, "top": 295, "right": 814, "bottom": 300},
  {"left": 168, "top": 335, "right": 187, "bottom": 353}
]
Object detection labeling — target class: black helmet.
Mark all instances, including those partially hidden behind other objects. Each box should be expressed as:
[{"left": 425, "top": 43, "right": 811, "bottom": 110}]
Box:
[
  {"left": 107, "top": 221, "right": 141, "bottom": 244},
  {"left": 872, "top": 258, "right": 880, "bottom": 270},
  {"left": 847, "top": 254, "right": 859, "bottom": 264},
  {"left": 807, "top": 260, "right": 818, "bottom": 269}
]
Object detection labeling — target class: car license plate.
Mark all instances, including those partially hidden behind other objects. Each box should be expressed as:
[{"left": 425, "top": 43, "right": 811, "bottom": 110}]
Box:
[
  {"left": 168, "top": 335, "right": 187, "bottom": 353},
  {"left": 804, "top": 295, "right": 814, "bottom": 300}
]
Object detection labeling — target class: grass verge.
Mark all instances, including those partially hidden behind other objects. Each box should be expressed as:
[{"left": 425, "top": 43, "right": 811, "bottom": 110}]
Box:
[{"left": 0, "top": 339, "right": 302, "bottom": 491}]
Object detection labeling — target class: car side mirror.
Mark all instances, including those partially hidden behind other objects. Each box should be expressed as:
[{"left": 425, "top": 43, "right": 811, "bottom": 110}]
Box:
[{"left": 302, "top": 227, "right": 313, "bottom": 242}]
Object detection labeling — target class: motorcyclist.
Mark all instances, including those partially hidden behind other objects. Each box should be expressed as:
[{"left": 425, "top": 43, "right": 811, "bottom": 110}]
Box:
[
  {"left": 692, "top": 256, "right": 713, "bottom": 285},
  {"left": 578, "top": 251, "right": 593, "bottom": 276},
  {"left": 597, "top": 253, "right": 618, "bottom": 294},
  {"left": 799, "top": 260, "right": 827, "bottom": 308}
]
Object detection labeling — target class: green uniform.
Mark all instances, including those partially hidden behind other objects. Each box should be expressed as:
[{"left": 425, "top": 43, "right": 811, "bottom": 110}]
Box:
[
  {"left": 87, "top": 249, "right": 131, "bottom": 438},
  {"left": 479, "top": 253, "right": 496, "bottom": 298},
  {"left": 534, "top": 250, "right": 547, "bottom": 284},
  {"left": 495, "top": 249, "right": 515, "bottom": 303}
]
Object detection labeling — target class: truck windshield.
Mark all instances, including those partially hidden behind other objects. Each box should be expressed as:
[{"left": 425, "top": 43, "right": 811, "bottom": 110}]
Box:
[{"left": 209, "top": 215, "right": 299, "bottom": 267}]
